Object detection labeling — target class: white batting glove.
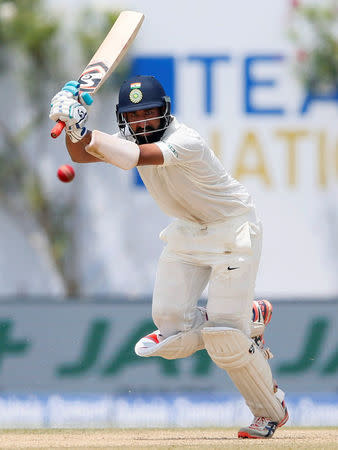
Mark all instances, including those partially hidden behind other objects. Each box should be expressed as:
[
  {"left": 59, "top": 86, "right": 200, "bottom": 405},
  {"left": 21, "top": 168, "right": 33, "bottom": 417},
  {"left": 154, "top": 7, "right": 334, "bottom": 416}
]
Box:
[
  {"left": 50, "top": 92, "right": 88, "bottom": 142},
  {"left": 49, "top": 81, "right": 93, "bottom": 143}
]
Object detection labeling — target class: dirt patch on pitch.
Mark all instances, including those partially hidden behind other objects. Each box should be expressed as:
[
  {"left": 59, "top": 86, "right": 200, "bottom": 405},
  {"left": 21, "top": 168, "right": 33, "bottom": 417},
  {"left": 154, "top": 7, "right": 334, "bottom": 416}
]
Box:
[{"left": 0, "top": 428, "right": 337, "bottom": 449}]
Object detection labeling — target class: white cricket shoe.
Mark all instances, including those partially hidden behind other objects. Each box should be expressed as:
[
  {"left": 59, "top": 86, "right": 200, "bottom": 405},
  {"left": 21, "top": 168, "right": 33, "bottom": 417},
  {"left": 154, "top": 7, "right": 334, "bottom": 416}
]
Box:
[
  {"left": 135, "top": 330, "right": 162, "bottom": 354},
  {"left": 252, "top": 299, "right": 273, "bottom": 326},
  {"left": 238, "top": 417, "right": 279, "bottom": 439},
  {"left": 135, "top": 306, "right": 207, "bottom": 355},
  {"left": 238, "top": 391, "right": 289, "bottom": 439}
]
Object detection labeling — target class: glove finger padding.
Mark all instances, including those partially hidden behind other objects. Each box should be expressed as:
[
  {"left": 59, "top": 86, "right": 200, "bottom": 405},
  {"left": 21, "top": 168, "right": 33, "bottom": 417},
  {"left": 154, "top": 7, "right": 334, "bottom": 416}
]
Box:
[
  {"left": 61, "top": 81, "right": 93, "bottom": 107},
  {"left": 49, "top": 96, "right": 88, "bottom": 126},
  {"left": 50, "top": 83, "right": 93, "bottom": 119},
  {"left": 50, "top": 90, "right": 74, "bottom": 110}
]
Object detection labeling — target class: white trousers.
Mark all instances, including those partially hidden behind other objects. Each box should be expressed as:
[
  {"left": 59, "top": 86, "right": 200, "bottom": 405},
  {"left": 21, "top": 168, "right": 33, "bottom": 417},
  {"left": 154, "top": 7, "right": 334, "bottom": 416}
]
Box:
[{"left": 152, "top": 211, "right": 262, "bottom": 338}]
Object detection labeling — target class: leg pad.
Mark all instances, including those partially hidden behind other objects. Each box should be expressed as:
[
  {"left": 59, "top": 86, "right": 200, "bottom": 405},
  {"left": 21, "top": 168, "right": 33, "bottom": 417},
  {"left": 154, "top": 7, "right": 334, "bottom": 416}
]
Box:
[{"left": 202, "top": 327, "right": 285, "bottom": 422}]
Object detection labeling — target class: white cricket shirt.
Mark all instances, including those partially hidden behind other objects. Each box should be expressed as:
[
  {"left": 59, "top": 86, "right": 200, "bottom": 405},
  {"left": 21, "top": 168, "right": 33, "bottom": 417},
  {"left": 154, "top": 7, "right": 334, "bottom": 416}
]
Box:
[{"left": 137, "top": 117, "right": 255, "bottom": 225}]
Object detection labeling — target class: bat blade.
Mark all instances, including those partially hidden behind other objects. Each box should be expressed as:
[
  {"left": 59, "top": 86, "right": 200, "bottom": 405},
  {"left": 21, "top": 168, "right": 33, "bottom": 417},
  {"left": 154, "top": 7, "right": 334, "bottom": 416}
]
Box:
[{"left": 51, "top": 10, "right": 144, "bottom": 139}]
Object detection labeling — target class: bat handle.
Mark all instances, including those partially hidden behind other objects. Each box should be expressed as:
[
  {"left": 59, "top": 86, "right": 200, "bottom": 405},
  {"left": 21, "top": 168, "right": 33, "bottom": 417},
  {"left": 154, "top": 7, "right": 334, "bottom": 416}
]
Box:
[{"left": 51, "top": 120, "right": 66, "bottom": 138}]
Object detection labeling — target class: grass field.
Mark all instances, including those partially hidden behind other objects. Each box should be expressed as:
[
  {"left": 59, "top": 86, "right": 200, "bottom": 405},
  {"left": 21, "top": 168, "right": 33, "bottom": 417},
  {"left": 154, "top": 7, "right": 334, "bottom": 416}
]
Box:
[{"left": 0, "top": 428, "right": 337, "bottom": 449}]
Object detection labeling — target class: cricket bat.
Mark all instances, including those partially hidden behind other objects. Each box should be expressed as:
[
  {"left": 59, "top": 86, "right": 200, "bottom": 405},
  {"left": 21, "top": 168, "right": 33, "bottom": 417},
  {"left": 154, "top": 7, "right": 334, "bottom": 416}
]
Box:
[{"left": 51, "top": 10, "right": 144, "bottom": 138}]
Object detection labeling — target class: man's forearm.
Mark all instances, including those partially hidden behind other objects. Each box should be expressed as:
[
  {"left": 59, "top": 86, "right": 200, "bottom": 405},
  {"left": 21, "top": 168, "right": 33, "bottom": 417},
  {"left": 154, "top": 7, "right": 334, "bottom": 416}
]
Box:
[{"left": 65, "top": 130, "right": 101, "bottom": 163}]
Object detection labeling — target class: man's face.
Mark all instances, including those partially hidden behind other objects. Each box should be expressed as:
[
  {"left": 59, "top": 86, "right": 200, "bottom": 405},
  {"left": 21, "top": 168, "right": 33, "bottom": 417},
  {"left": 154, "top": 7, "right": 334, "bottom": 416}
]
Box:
[{"left": 125, "top": 107, "right": 162, "bottom": 137}]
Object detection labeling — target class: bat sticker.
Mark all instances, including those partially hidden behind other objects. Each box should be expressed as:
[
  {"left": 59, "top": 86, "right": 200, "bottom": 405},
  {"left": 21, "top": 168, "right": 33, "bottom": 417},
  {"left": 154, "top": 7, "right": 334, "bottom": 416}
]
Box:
[{"left": 78, "top": 61, "right": 109, "bottom": 92}]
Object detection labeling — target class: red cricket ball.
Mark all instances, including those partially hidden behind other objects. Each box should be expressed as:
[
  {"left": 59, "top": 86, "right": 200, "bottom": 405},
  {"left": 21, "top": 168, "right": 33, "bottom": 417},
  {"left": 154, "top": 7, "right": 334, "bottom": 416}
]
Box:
[{"left": 57, "top": 164, "right": 75, "bottom": 183}]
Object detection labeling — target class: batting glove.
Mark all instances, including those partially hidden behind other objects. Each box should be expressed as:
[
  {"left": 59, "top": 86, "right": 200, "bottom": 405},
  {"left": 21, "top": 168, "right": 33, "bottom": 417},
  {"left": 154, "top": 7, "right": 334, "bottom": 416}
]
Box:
[
  {"left": 49, "top": 81, "right": 93, "bottom": 142},
  {"left": 60, "top": 80, "right": 93, "bottom": 106}
]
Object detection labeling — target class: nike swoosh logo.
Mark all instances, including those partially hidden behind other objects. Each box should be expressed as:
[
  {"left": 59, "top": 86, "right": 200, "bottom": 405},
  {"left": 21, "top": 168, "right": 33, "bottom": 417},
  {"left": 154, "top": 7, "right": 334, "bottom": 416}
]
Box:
[{"left": 227, "top": 266, "right": 239, "bottom": 270}]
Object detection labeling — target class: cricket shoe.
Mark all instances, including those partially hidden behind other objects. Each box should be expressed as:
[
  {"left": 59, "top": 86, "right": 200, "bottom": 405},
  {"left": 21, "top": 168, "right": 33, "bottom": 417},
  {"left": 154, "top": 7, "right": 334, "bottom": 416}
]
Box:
[
  {"left": 252, "top": 299, "right": 273, "bottom": 325},
  {"left": 252, "top": 299, "right": 274, "bottom": 359},
  {"left": 238, "top": 388, "right": 289, "bottom": 439},
  {"left": 135, "top": 306, "right": 208, "bottom": 356},
  {"left": 135, "top": 330, "right": 163, "bottom": 351}
]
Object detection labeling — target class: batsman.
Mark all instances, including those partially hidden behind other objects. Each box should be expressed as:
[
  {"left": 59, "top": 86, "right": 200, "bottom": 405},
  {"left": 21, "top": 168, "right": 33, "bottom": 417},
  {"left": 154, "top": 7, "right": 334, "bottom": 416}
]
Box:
[{"left": 49, "top": 75, "right": 288, "bottom": 439}]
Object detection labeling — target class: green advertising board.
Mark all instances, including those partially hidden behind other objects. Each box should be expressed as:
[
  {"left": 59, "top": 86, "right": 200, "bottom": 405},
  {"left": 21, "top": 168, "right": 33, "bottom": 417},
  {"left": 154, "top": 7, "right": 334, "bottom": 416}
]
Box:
[{"left": 0, "top": 300, "right": 336, "bottom": 394}]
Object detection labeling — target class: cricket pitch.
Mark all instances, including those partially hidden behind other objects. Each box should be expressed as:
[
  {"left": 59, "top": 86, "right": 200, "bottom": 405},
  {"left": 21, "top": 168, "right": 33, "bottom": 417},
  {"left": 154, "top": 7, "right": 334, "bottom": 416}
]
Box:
[{"left": 0, "top": 428, "right": 337, "bottom": 449}]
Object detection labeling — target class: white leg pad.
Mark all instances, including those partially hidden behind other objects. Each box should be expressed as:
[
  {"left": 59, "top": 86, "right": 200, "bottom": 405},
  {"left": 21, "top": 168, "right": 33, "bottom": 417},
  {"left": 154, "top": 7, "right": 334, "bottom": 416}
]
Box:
[
  {"left": 135, "top": 327, "right": 204, "bottom": 359},
  {"left": 201, "top": 327, "right": 285, "bottom": 422}
]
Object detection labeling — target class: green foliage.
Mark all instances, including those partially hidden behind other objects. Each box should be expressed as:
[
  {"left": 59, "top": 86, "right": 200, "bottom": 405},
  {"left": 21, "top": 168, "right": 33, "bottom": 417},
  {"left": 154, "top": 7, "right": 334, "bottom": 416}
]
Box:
[
  {"left": 0, "top": 0, "right": 61, "bottom": 89},
  {"left": 289, "top": 1, "right": 338, "bottom": 90},
  {"left": 26, "top": 175, "right": 72, "bottom": 273},
  {"left": 76, "top": 9, "right": 121, "bottom": 63},
  {"left": 0, "top": 1, "right": 127, "bottom": 295},
  {"left": 0, "top": 122, "right": 25, "bottom": 193},
  {"left": 0, "top": 115, "right": 73, "bottom": 290}
]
